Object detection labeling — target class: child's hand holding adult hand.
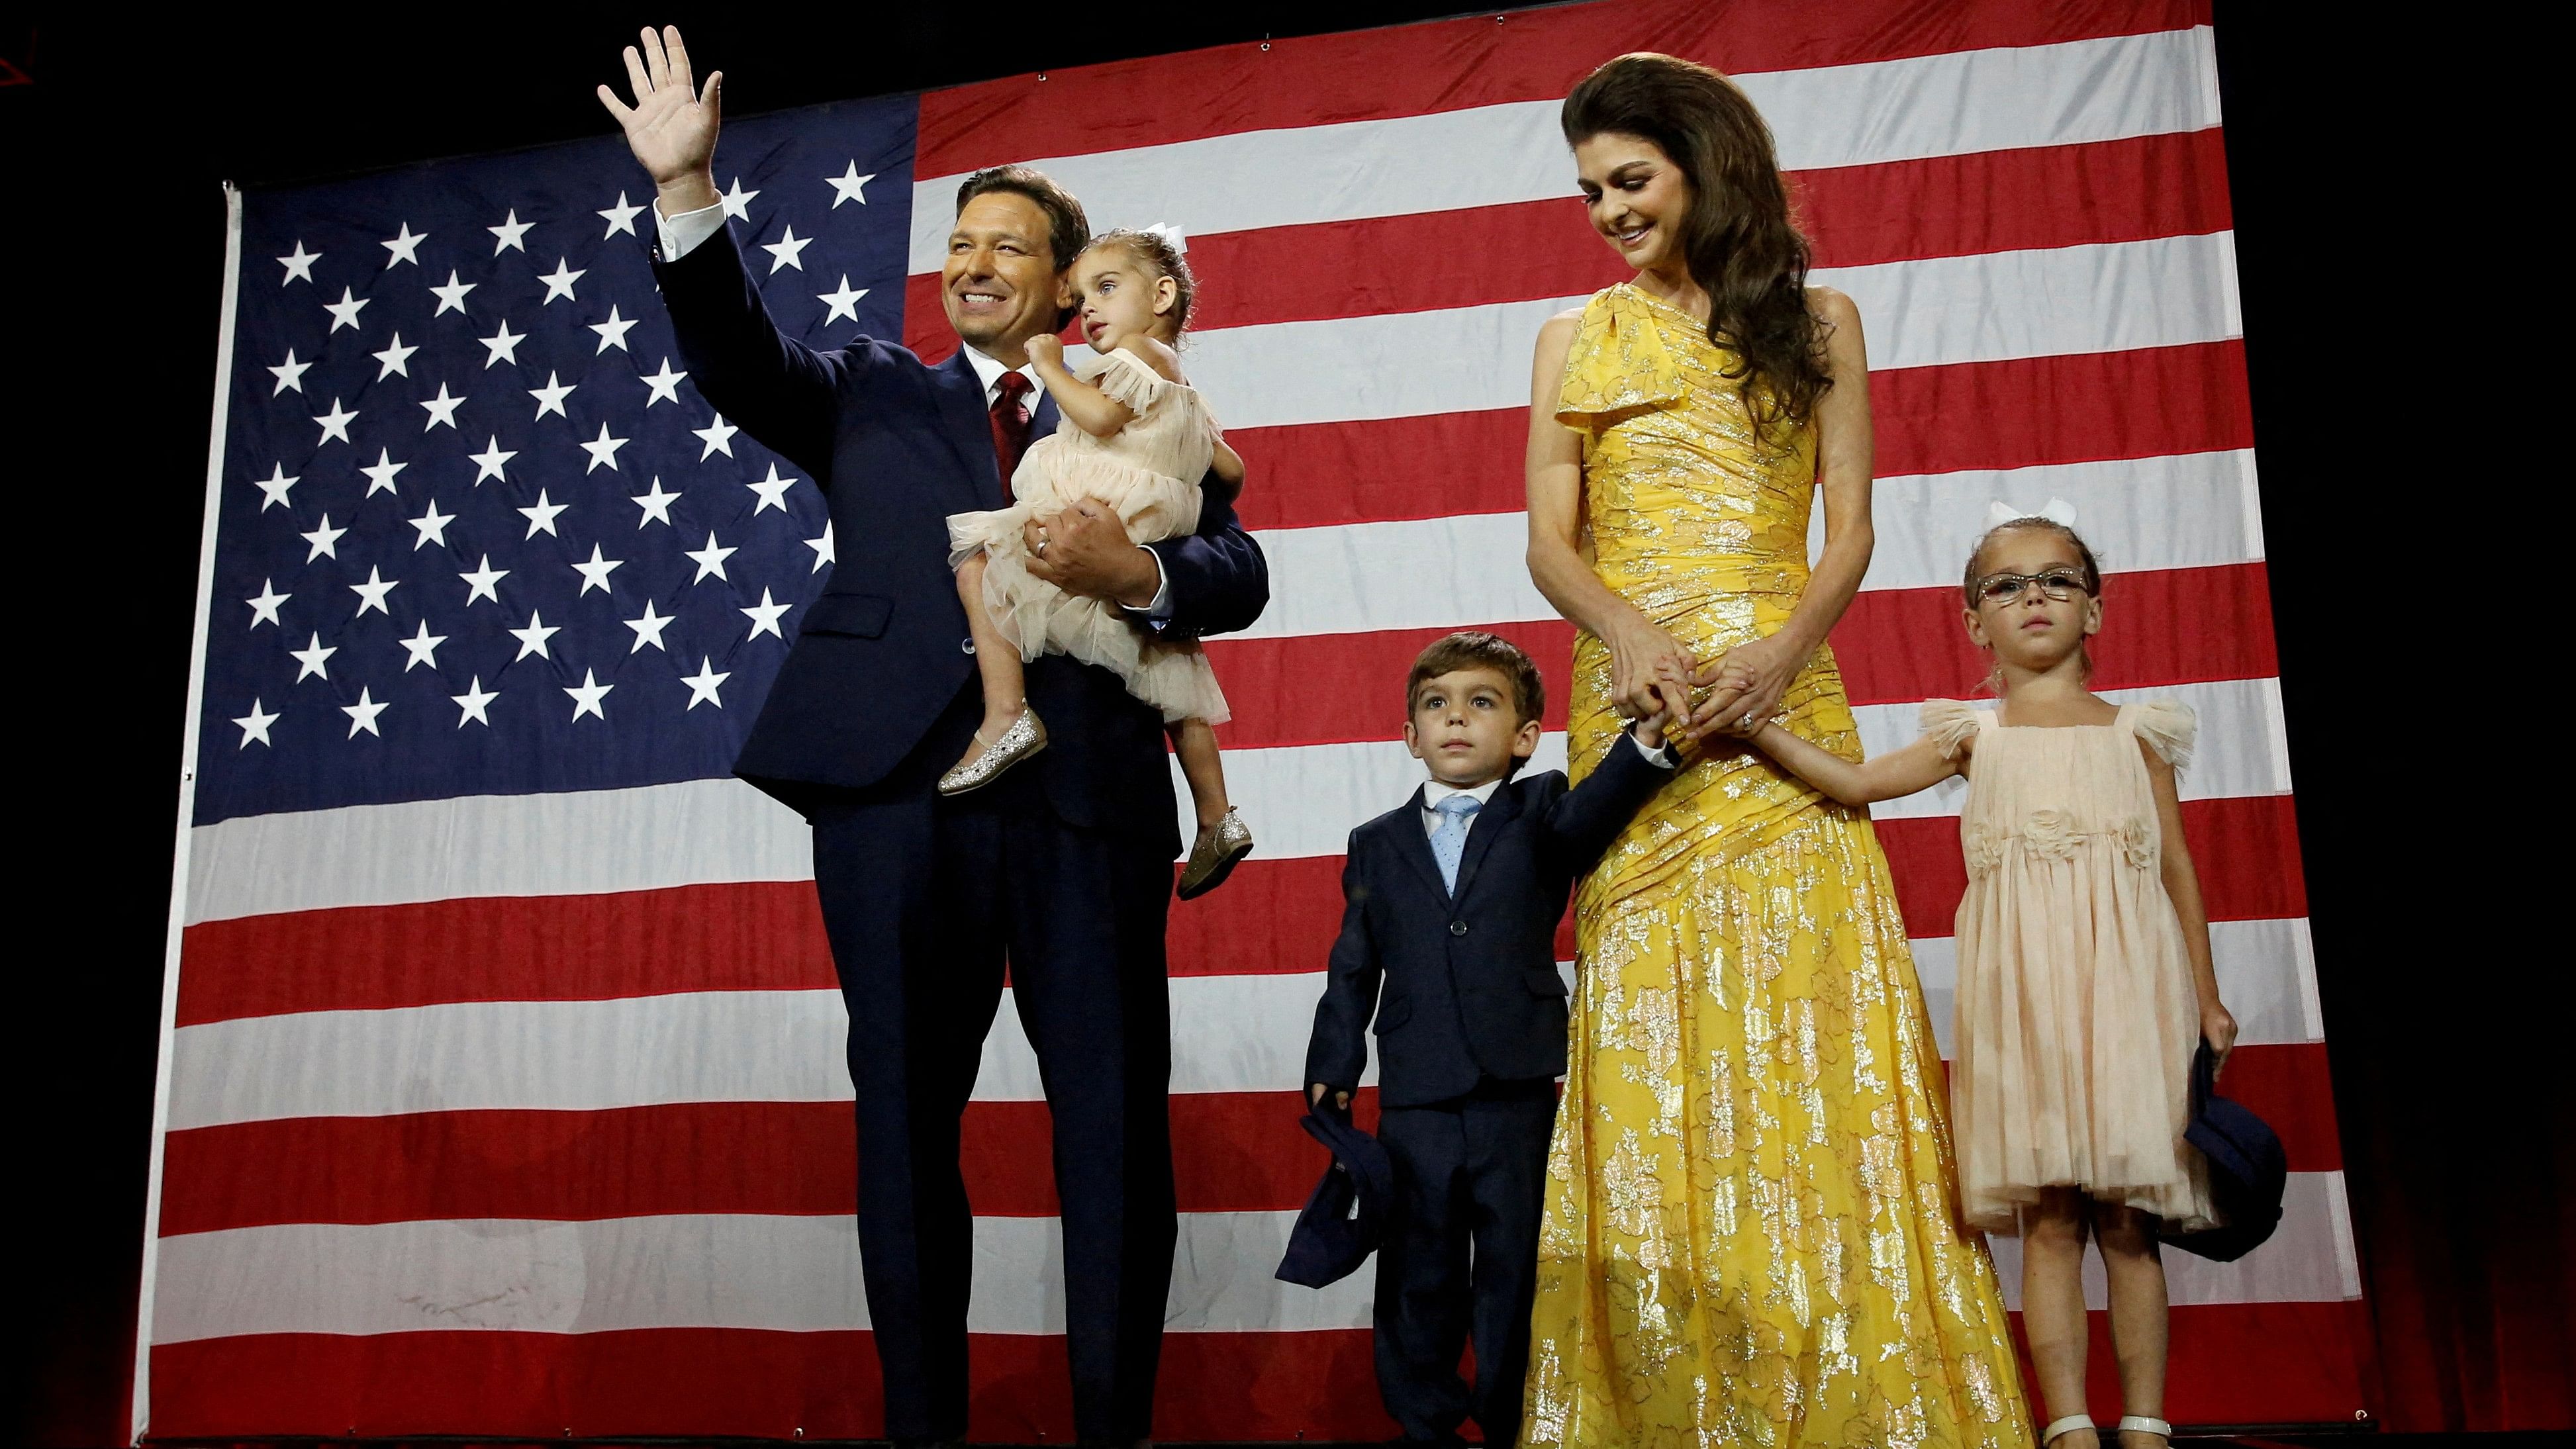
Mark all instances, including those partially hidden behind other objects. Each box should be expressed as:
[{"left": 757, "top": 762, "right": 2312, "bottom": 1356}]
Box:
[
  {"left": 1603, "top": 616, "right": 1697, "bottom": 728},
  {"left": 1629, "top": 701, "right": 1676, "bottom": 751}
]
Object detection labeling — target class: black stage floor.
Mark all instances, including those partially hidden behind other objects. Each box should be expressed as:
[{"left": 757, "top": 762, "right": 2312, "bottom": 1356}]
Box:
[{"left": 140, "top": 1434, "right": 2575, "bottom": 1448}]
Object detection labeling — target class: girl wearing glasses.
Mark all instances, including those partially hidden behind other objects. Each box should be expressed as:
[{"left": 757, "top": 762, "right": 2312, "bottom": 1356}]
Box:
[{"left": 1734, "top": 513, "right": 2236, "bottom": 1449}]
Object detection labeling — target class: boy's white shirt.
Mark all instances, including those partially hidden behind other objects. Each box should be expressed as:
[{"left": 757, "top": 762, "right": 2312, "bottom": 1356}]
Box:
[
  {"left": 1418, "top": 735, "right": 1674, "bottom": 838},
  {"left": 654, "top": 199, "right": 1172, "bottom": 616}
]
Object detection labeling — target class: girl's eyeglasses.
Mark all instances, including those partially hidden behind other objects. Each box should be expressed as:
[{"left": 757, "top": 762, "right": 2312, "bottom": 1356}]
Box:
[{"left": 1974, "top": 567, "right": 2093, "bottom": 606}]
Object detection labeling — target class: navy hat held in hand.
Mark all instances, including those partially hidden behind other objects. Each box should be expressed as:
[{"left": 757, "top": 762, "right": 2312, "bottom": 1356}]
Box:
[
  {"left": 1276, "top": 1107, "right": 1396, "bottom": 1289},
  {"left": 2160, "top": 1041, "right": 2287, "bottom": 1262}
]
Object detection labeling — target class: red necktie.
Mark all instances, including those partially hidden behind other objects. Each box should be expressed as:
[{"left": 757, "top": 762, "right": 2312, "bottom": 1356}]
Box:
[{"left": 989, "top": 371, "right": 1033, "bottom": 502}]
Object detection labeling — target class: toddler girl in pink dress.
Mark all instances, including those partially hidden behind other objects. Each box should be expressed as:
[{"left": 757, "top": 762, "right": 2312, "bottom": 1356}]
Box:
[{"left": 941, "top": 228, "right": 1251, "bottom": 897}]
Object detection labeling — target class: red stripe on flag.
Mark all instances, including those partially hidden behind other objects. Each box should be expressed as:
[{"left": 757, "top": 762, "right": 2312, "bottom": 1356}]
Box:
[
  {"left": 1182, "top": 796, "right": 2301, "bottom": 978},
  {"left": 172, "top": 786, "right": 2299, "bottom": 1023},
  {"left": 904, "top": 129, "right": 2233, "bottom": 342},
  {"left": 146, "top": 1327, "right": 1402, "bottom": 1442},
  {"left": 1219, "top": 344, "right": 2254, "bottom": 533},
  {"left": 1878, "top": 792, "right": 2306, "bottom": 938},
  {"left": 914, "top": 0, "right": 2208, "bottom": 177},
  {"left": 1196, "top": 564, "right": 2278, "bottom": 752},
  {"left": 175, "top": 880, "right": 837, "bottom": 1027},
  {"left": 156, "top": 1091, "right": 1348, "bottom": 1233},
  {"left": 1185, "top": 132, "right": 2232, "bottom": 332},
  {"left": 1833, "top": 563, "right": 2278, "bottom": 707},
  {"left": 155, "top": 1043, "right": 2336, "bottom": 1236},
  {"left": 2040, "top": 1301, "right": 2376, "bottom": 1427},
  {"left": 143, "top": 1298, "right": 2362, "bottom": 1442},
  {"left": 1801, "top": 128, "right": 2232, "bottom": 270}
]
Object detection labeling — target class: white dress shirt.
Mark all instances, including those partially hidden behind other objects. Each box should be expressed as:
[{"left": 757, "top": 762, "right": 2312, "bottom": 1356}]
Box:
[
  {"left": 655, "top": 199, "right": 1172, "bottom": 616},
  {"left": 1419, "top": 735, "right": 1674, "bottom": 837}
]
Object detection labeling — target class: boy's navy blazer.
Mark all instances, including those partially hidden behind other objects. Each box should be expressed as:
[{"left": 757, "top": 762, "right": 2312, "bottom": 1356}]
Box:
[
  {"left": 1305, "top": 741, "right": 1670, "bottom": 1109},
  {"left": 650, "top": 228, "right": 1267, "bottom": 845}
]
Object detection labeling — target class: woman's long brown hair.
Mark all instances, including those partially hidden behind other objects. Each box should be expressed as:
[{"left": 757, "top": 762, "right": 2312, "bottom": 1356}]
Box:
[{"left": 1562, "top": 52, "right": 1832, "bottom": 436}]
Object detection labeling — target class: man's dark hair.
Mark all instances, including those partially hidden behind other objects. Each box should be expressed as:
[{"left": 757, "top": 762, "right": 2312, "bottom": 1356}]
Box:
[
  {"left": 1407, "top": 631, "right": 1546, "bottom": 727},
  {"left": 955, "top": 165, "right": 1090, "bottom": 271}
]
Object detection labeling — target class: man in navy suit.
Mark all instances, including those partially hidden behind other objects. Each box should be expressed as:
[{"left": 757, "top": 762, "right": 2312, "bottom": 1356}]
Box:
[
  {"left": 1305, "top": 633, "right": 1673, "bottom": 1449},
  {"left": 600, "top": 29, "right": 1267, "bottom": 1448}
]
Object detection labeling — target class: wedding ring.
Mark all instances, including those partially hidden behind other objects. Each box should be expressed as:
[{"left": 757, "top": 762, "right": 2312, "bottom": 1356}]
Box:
[{"left": 1034, "top": 532, "right": 1051, "bottom": 555}]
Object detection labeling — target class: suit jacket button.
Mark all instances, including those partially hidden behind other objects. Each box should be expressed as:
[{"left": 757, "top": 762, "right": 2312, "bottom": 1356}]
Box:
[
  {"left": 1449, "top": 919, "right": 1468, "bottom": 937},
  {"left": 961, "top": 637, "right": 977, "bottom": 655}
]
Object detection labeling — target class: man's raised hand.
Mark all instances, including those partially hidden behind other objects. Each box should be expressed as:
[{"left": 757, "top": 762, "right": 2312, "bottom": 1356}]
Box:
[{"left": 596, "top": 26, "right": 722, "bottom": 215}]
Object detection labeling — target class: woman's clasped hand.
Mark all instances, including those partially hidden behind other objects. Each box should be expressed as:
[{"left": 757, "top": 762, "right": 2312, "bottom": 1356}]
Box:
[{"left": 1601, "top": 616, "right": 1803, "bottom": 748}]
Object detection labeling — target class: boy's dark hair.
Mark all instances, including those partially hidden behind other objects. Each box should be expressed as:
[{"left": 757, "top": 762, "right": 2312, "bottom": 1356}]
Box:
[
  {"left": 954, "top": 164, "right": 1090, "bottom": 271},
  {"left": 1407, "top": 631, "right": 1546, "bottom": 726}
]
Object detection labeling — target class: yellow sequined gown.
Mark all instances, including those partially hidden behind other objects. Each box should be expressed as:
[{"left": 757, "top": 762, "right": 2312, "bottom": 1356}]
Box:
[{"left": 1521, "top": 285, "right": 2034, "bottom": 1449}]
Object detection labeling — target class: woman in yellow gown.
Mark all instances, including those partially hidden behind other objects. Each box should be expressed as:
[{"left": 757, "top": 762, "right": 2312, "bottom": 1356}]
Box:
[{"left": 1517, "top": 56, "right": 2032, "bottom": 1447}]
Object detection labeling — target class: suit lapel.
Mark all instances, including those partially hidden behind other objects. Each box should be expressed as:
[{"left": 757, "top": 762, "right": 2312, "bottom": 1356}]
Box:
[
  {"left": 1029, "top": 385, "right": 1061, "bottom": 440},
  {"left": 1450, "top": 780, "right": 1522, "bottom": 904},
  {"left": 933, "top": 348, "right": 1002, "bottom": 509},
  {"left": 1388, "top": 788, "right": 1453, "bottom": 902}
]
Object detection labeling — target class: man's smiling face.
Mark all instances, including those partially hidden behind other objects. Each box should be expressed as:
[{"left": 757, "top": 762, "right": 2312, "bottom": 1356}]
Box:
[{"left": 942, "top": 191, "right": 1070, "bottom": 355}]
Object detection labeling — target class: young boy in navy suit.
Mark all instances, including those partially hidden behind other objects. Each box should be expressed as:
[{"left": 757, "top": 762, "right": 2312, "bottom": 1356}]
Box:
[{"left": 1304, "top": 631, "right": 1676, "bottom": 1448}]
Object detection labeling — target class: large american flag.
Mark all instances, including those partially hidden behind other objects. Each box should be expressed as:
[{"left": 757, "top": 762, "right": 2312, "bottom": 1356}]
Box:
[{"left": 144, "top": 0, "right": 2367, "bottom": 1439}]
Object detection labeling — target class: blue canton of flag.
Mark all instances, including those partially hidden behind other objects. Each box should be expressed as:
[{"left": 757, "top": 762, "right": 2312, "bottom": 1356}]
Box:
[{"left": 193, "top": 97, "right": 915, "bottom": 826}]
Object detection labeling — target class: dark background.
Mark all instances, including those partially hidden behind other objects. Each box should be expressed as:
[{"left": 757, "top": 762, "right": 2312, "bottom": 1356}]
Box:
[{"left": 6, "top": 5, "right": 2565, "bottom": 1443}]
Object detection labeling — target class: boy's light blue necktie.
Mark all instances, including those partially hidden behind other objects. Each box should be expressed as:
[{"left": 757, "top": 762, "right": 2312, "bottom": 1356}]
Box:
[{"left": 1431, "top": 794, "right": 1481, "bottom": 896}]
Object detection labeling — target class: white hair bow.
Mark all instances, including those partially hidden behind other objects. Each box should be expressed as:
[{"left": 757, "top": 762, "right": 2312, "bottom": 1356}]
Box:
[
  {"left": 1987, "top": 496, "right": 2077, "bottom": 529},
  {"left": 1140, "top": 221, "right": 1188, "bottom": 254}
]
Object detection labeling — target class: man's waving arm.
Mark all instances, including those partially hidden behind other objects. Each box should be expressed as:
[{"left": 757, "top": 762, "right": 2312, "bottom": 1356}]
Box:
[{"left": 598, "top": 26, "right": 849, "bottom": 477}]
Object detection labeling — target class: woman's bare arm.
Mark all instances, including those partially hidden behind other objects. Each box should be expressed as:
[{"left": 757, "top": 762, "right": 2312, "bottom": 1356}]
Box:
[
  {"left": 1524, "top": 310, "right": 1695, "bottom": 724},
  {"left": 1701, "top": 287, "right": 1876, "bottom": 735},
  {"left": 1748, "top": 725, "right": 1958, "bottom": 806}
]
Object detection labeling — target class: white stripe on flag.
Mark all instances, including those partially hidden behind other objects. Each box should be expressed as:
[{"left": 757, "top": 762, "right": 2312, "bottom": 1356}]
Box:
[
  {"left": 906, "top": 28, "right": 2220, "bottom": 271},
  {"left": 1171, "top": 234, "right": 2241, "bottom": 432},
  {"left": 151, "top": 1208, "right": 1370, "bottom": 1342},
  {"left": 1830, "top": 450, "right": 2266, "bottom": 596},
  {"left": 186, "top": 775, "right": 809, "bottom": 925},
  {"left": 1246, "top": 449, "right": 2263, "bottom": 641},
  {"left": 167, "top": 917, "right": 2313, "bottom": 1128},
  {"left": 150, "top": 1168, "right": 2353, "bottom": 1348}
]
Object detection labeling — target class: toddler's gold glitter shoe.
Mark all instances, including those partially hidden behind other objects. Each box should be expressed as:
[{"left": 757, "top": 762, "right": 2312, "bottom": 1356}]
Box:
[
  {"left": 937, "top": 708, "right": 1047, "bottom": 796},
  {"left": 1176, "top": 808, "right": 1254, "bottom": 900}
]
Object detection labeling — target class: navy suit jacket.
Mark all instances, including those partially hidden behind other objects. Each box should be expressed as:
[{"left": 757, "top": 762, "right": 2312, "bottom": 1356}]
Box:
[
  {"left": 650, "top": 229, "right": 1268, "bottom": 845},
  {"left": 1304, "top": 741, "right": 1672, "bottom": 1109}
]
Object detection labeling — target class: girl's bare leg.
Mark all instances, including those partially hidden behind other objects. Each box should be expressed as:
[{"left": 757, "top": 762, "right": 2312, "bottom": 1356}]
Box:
[
  {"left": 2091, "top": 1200, "right": 2171, "bottom": 1445},
  {"left": 2024, "top": 1188, "right": 2100, "bottom": 1446},
  {"left": 1169, "top": 716, "right": 1231, "bottom": 829},
  {"left": 955, "top": 555, "right": 1030, "bottom": 770}
]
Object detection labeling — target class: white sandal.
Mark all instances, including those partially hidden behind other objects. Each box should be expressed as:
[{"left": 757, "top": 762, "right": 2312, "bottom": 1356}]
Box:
[
  {"left": 2118, "top": 1417, "right": 2173, "bottom": 1444},
  {"left": 2042, "top": 1416, "right": 2096, "bottom": 1446}
]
